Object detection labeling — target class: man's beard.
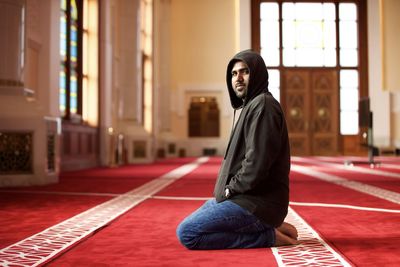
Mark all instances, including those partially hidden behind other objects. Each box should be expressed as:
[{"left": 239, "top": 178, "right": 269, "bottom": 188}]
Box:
[{"left": 234, "top": 85, "right": 247, "bottom": 99}]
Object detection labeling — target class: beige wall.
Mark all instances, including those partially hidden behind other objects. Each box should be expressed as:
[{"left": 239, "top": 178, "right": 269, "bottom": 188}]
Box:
[
  {"left": 170, "top": 0, "right": 236, "bottom": 86},
  {"left": 168, "top": 0, "right": 238, "bottom": 148},
  {"left": 382, "top": 0, "right": 400, "bottom": 92},
  {"left": 381, "top": 0, "right": 400, "bottom": 145},
  {"left": 368, "top": 0, "right": 400, "bottom": 147}
]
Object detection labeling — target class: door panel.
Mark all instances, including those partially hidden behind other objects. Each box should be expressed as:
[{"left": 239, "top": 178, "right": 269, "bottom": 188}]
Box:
[
  {"left": 311, "top": 70, "right": 339, "bottom": 155},
  {"left": 284, "top": 69, "right": 338, "bottom": 156},
  {"left": 285, "top": 70, "right": 311, "bottom": 156}
]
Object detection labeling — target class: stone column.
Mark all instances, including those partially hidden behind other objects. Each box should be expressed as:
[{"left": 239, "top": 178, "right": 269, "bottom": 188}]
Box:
[{"left": 0, "top": 0, "right": 60, "bottom": 187}]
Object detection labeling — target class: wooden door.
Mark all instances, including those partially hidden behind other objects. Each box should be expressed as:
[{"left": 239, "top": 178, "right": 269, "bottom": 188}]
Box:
[{"left": 284, "top": 69, "right": 339, "bottom": 156}]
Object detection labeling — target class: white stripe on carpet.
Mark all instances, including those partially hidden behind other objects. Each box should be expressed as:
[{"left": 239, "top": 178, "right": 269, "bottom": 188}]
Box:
[
  {"left": 4, "top": 191, "right": 397, "bottom": 214},
  {"left": 289, "top": 201, "right": 400, "bottom": 213},
  {"left": 272, "top": 207, "right": 352, "bottom": 267}
]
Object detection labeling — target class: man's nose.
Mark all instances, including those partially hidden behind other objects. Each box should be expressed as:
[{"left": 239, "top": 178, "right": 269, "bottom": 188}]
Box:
[{"left": 237, "top": 73, "right": 244, "bottom": 81}]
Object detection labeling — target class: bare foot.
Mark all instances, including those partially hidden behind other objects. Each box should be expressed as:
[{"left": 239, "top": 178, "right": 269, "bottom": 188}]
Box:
[
  {"left": 274, "top": 229, "right": 300, "bottom": 247},
  {"left": 277, "top": 222, "right": 298, "bottom": 240}
]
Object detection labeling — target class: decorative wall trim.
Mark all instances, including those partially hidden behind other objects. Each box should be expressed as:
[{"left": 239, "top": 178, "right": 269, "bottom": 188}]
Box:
[{"left": 0, "top": 131, "right": 33, "bottom": 174}]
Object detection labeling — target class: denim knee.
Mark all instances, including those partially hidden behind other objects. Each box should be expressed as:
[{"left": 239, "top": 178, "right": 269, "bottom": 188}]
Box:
[{"left": 176, "top": 220, "right": 199, "bottom": 250}]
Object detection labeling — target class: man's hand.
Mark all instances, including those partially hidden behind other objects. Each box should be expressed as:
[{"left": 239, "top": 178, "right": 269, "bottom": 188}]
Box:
[{"left": 225, "top": 188, "right": 231, "bottom": 198}]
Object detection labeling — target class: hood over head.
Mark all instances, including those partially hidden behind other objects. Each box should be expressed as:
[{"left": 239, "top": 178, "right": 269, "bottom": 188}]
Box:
[{"left": 226, "top": 50, "right": 269, "bottom": 109}]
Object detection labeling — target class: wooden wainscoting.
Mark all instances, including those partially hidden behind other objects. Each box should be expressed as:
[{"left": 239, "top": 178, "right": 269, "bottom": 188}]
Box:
[{"left": 60, "top": 121, "right": 99, "bottom": 171}]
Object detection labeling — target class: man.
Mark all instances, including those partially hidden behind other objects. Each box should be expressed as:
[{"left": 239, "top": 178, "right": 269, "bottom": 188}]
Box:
[{"left": 176, "top": 50, "right": 298, "bottom": 249}]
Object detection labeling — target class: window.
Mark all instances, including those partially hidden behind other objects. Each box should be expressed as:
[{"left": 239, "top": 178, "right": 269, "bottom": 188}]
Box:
[
  {"left": 260, "top": 2, "right": 280, "bottom": 67},
  {"left": 340, "top": 70, "right": 359, "bottom": 134},
  {"left": 141, "top": 0, "right": 153, "bottom": 133},
  {"left": 59, "top": 0, "right": 98, "bottom": 125},
  {"left": 339, "top": 3, "right": 358, "bottom": 67},
  {"left": 282, "top": 3, "right": 336, "bottom": 67},
  {"left": 257, "top": 1, "right": 361, "bottom": 135},
  {"left": 60, "top": 0, "right": 80, "bottom": 118},
  {"left": 339, "top": 2, "right": 359, "bottom": 134}
]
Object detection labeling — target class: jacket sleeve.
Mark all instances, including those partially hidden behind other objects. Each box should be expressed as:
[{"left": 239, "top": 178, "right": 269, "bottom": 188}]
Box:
[{"left": 226, "top": 101, "right": 283, "bottom": 194}]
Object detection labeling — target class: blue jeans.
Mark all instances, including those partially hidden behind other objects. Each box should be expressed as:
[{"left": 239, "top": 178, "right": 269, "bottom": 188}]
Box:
[{"left": 176, "top": 199, "right": 275, "bottom": 250}]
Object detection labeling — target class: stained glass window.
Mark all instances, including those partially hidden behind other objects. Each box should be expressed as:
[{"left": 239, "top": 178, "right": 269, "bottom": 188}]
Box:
[
  {"left": 70, "top": 0, "right": 78, "bottom": 115},
  {"left": 59, "top": 0, "right": 81, "bottom": 119},
  {"left": 59, "top": 0, "right": 98, "bottom": 125},
  {"left": 60, "top": 0, "right": 67, "bottom": 116}
]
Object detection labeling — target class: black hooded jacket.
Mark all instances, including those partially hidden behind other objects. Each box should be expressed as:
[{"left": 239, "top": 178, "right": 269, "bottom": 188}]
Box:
[{"left": 213, "top": 50, "right": 290, "bottom": 227}]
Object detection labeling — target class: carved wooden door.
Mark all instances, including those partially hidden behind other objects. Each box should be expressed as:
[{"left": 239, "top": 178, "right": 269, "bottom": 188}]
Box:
[{"left": 283, "top": 69, "right": 339, "bottom": 156}]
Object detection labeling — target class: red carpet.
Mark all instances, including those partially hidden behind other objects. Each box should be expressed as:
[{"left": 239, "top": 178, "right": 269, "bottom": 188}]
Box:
[
  {"left": 292, "top": 206, "right": 400, "bottom": 267},
  {"left": 291, "top": 157, "right": 400, "bottom": 193},
  {"left": 157, "top": 159, "right": 219, "bottom": 197},
  {"left": 289, "top": 171, "right": 400, "bottom": 210},
  {"left": 0, "top": 193, "right": 111, "bottom": 248},
  {"left": 46, "top": 159, "right": 279, "bottom": 267},
  {"left": 0, "top": 159, "right": 194, "bottom": 253},
  {"left": 1, "top": 156, "right": 399, "bottom": 266},
  {"left": 46, "top": 199, "right": 278, "bottom": 267},
  {"left": 5, "top": 158, "right": 195, "bottom": 194},
  {"left": 289, "top": 166, "right": 400, "bottom": 267}
]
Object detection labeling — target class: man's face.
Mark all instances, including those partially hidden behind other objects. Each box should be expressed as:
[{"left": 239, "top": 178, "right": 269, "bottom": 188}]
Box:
[{"left": 231, "top": 61, "right": 250, "bottom": 99}]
